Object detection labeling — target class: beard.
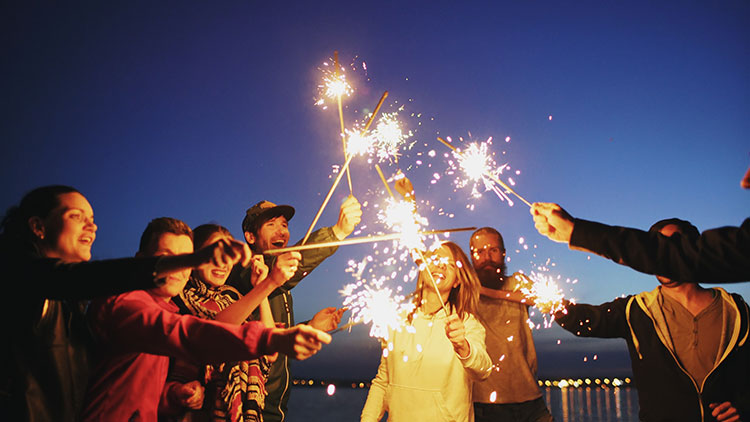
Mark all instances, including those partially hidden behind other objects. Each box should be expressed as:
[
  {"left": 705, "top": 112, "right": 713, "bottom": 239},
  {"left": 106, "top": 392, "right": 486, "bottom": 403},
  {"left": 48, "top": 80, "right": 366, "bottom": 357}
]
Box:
[{"left": 476, "top": 262, "right": 508, "bottom": 288}]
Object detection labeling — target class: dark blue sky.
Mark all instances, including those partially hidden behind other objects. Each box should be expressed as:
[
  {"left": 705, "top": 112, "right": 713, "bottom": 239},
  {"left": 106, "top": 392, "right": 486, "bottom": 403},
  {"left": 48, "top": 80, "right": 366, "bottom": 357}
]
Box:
[{"left": 3, "top": 1, "right": 749, "bottom": 380}]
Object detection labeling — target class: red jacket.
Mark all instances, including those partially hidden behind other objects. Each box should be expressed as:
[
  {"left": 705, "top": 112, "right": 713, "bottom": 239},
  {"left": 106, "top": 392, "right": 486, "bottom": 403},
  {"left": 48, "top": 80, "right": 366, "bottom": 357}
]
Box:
[{"left": 82, "top": 290, "right": 273, "bottom": 422}]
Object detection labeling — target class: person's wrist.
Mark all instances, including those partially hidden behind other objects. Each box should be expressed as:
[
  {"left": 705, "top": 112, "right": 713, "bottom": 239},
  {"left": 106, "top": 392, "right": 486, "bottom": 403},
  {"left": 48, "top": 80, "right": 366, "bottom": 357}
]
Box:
[{"left": 331, "top": 224, "right": 346, "bottom": 240}]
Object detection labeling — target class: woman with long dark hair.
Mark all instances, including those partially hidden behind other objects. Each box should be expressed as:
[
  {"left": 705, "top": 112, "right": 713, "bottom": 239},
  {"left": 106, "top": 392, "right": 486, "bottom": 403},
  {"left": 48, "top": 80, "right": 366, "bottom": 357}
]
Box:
[{"left": 0, "top": 186, "right": 253, "bottom": 422}]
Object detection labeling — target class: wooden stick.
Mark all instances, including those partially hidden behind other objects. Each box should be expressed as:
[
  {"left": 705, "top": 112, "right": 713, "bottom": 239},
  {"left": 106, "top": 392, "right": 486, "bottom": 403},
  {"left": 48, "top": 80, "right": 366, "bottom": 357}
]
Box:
[
  {"left": 301, "top": 154, "right": 354, "bottom": 245},
  {"left": 361, "top": 91, "right": 389, "bottom": 134},
  {"left": 265, "top": 226, "right": 477, "bottom": 254},
  {"left": 437, "top": 137, "right": 532, "bottom": 207},
  {"left": 334, "top": 51, "right": 353, "bottom": 194},
  {"left": 374, "top": 164, "right": 394, "bottom": 198}
]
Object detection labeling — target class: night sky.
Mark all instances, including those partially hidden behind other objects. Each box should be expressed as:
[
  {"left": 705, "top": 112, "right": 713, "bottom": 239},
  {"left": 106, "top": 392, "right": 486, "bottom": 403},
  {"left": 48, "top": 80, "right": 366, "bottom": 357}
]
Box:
[{"left": 3, "top": 1, "right": 749, "bottom": 381}]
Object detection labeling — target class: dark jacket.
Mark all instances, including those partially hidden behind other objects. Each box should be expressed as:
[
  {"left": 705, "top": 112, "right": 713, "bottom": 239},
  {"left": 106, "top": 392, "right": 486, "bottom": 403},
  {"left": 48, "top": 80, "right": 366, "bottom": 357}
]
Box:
[
  {"left": 570, "top": 218, "right": 750, "bottom": 283},
  {"left": 556, "top": 287, "right": 750, "bottom": 422},
  {"left": 227, "top": 226, "right": 338, "bottom": 422},
  {"left": 1, "top": 242, "right": 160, "bottom": 422}
]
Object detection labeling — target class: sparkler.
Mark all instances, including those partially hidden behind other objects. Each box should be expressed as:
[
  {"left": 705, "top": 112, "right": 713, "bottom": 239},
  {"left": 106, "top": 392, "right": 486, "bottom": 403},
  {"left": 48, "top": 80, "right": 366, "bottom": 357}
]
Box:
[
  {"left": 340, "top": 284, "right": 415, "bottom": 340},
  {"left": 301, "top": 91, "right": 390, "bottom": 245},
  {"left": 333, "top": 51, "right": 352, "bottom": 194},
  {"left": 265, "top": 227, "right": 477, "bottom": 254},
  {"left": 515, "top": 272, "right": 567, "bottom": 315},
  {"left": 437, "top": 136, "right": 532, "bottom": 207}
]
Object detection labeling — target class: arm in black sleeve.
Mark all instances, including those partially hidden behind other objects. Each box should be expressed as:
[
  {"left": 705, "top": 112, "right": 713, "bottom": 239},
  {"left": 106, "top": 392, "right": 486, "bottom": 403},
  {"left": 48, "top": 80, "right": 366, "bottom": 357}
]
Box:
[
  {"left": 554, "top": 297, "right": 631, "bottom": 339},
  {"left": 570, "top": 218, "right": 750, "bottom": 284},
  {"left": 11, "top": 256, "right": 160, "bottom": 300}
]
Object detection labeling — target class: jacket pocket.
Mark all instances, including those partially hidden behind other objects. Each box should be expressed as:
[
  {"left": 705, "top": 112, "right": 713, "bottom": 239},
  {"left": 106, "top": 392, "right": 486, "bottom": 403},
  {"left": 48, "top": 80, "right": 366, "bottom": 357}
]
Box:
[{"left": 387, "top": 384, "right": 456, "bottom": 421}]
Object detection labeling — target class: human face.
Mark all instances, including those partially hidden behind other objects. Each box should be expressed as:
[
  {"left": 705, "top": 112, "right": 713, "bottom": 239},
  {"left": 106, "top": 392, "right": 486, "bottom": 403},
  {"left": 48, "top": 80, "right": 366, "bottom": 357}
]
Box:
[
  {"left": 35, "top": 192, "right": 97, "bottom": 262},
  {"left": 656, "top": 224, "right": 683, "bottom": 287},
  {"left": 422, "top": 245, "right": 459, "bottom": 295},
  {"left": 195, "top": 232, "right": 233, "bottom": 287},
  {"left": 470, "top": 231, "right": 506, "bottom": 285},
  {"left": 147, "top": 233, "right": 194, "bottom": 300},
  {"left": 248, "top": 215, "right": 289, "bottom": 252}
]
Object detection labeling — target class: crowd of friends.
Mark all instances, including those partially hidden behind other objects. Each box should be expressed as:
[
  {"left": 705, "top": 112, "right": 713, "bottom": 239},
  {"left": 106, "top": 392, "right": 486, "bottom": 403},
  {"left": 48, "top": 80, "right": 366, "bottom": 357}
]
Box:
[{"left": 1, "top": 166, "right": 748, "bottom": 422}]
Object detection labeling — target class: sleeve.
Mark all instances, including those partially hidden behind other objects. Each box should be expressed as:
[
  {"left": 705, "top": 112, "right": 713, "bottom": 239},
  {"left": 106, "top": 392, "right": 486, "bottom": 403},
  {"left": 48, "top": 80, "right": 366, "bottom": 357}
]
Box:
[
  {"left": 458, "top": 315, "right": 492, "bottom": 381},
  {"left": 13, "top": 256, "right": 161, "bottom": 300},
  {"left": 94, "top": 293, "right": 273, "bottom": 364},
  {"left": 570, "top": 218, "right": 750, "bottom": 284},
  {"left": 361, "top": 353, "right": 388, "bottom": 422},
  {"left": 554, "top": 297, "right": 631, "bottom": 339}
]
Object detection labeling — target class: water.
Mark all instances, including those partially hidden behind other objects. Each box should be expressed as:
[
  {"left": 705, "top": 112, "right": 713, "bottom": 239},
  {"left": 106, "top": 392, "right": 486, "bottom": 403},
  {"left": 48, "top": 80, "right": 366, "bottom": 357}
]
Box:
[{"left": 287, "top": 386, "right": 640, "bottom": 421}]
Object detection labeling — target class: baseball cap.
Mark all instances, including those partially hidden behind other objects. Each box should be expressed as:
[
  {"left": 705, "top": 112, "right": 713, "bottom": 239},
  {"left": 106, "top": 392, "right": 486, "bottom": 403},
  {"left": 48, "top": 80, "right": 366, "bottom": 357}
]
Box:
[{"left": 242, "top": 201, "right": 295, "bottom": 234}]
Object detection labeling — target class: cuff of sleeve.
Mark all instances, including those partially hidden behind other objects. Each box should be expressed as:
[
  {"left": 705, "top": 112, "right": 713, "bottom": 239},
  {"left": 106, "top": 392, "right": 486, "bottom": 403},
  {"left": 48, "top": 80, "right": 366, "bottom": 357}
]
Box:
[
  {"left": 570, "top": 218, "right": 609, "bottom": 251},
  {"left": 456, "top": 343, "right": 473, "bottom": 361},
  {"left": 258, "top": 326, "right": 275, "bottom": 356}
]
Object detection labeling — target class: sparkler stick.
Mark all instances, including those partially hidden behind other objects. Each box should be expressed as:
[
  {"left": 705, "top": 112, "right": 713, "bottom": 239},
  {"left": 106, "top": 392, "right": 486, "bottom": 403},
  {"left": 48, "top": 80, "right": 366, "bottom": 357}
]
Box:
[
  {"left": 328, "top": 320, "right": 362, "bottom": 334},
  {"left": 301, "top": 93, "right": 391, "bottom": 246},
  {"left": 374, "top": 164, "right": 394, "bottom": 197},
  {"left": 265, "top": 227, "right": 477, "bottom": 254},
  {"left": 301, "top": 154, "right": 354, "bottom": 245},
  {"left": 437, "top": 137, "right": 532, "bottom": 207},
  {"left": 334, "top": 51, "right": 353, "bottom": 194},
  {"left": 362, "top": 91, "right": 389, "bottom": 134},
  {"left": 375, "top": 170, "right": 450, "bottom": 315}
]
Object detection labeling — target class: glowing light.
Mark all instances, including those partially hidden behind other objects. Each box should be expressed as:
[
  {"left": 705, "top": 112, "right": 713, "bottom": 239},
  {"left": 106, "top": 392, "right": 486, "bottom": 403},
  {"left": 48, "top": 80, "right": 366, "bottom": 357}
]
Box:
[
  {"left": 340, "top": 284, "right": 415, "bottom": 340},
  {"left": 489, "top": 391, "right": 497, "bottom": 402},
  {"left": 326, "top": 384, "right": 336, "bottom": 396},
  {"left": 378, "top": 197, "right": 428, "bottom": 251},
  {"left": 371, "top": 112, "right": 413, "bottom": 162},
  {"left": 516, "top": 271, "right": 567, "bottom": 317},
  {"left": 446, "top": 137, "right": 516, "bottom": 206}
]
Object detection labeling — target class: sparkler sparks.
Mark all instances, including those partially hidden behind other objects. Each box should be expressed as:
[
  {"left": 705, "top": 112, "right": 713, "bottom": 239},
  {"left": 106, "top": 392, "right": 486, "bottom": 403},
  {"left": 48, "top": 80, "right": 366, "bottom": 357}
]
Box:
[
  {"left": 371, "top": 112, "right": 413, "bottom": 162},
  {"left": 444, "top": 136, "right": 517, "bottom": 206},
  {"left": 515, "top": 271, "right": 567, "bottom": 317},
  {"left": 340, "top": 284, "right": 414, "bottom": 340},
  {"left": 315, "top": 62, "right": 353, "bottom": 109},
  {"left": 378, "top": 197, "right": 428, "bottom": 251}
]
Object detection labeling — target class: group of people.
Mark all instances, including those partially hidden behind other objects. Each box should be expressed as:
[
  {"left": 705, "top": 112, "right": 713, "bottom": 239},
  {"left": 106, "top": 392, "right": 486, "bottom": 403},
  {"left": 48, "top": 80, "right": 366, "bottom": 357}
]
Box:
[{"left": 1, "top": 167, "right": 748, "bottom": 422}]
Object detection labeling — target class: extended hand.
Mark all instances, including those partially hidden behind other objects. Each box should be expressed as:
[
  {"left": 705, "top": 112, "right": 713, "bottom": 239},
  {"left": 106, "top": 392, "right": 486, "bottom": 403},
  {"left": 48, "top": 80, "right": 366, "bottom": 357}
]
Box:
[
  {"left": 268, "top": 324, "right": 332, "bottom": 360},
  {"left": 332, "top": 195, "right": 362, "bottom": 240},
  {"left": 170, "top": 380, "right": 204, "bottom": 410},
  {"left": 393, "top": 172, "right": 415, "bottom": 201},
  {"left": 249, "top": 255, "right": 269, "bottom": 287},
  {"left": 309, "top": 307, "right": 346, "bottom": 331},
  {"left": 268, "top": 252, "right": 302, "bottom": 287},
  {"left": 530, "top": 202, "right": 575, "bottom": 244},
  {"left": 444, "top": 314, "right": 470, "bottom": 358},
  {"left": 195, "top": 238, "right": 253, "bottom": 270},
  {"left": 710, "top": 402, "right": 741, "bottom": 422}
]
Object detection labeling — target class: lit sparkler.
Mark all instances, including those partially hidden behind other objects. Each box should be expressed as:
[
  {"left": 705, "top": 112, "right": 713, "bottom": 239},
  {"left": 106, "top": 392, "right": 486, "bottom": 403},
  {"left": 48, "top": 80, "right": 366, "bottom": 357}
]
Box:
[
  {"left": 377, "top": 197, "right": 428, "bottom": 251},
  {"left": 438, "top": 136, "right": 532, "bottom": 207},
  {"left": 340, "top": 284, "right": 415, "bottom": 340},
  {"left": 516, "top": 271, "right": 567, "bottom": 316},
  {"left": 371, "top": 112, "right": 413, "bottom": 162}
]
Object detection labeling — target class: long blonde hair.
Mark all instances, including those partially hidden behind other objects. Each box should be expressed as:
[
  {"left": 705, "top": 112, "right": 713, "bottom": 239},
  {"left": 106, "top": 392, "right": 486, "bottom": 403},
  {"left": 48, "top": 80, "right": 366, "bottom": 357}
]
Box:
[{"left": 409, "top": 241, "right": 481, "bottom": 321}]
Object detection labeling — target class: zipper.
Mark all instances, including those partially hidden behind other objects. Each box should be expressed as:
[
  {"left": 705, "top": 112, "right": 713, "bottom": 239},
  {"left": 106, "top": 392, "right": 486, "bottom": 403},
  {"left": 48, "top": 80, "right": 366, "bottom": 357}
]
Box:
[{"left": 634, "top": 299, "right": 705, "bottom": 421}]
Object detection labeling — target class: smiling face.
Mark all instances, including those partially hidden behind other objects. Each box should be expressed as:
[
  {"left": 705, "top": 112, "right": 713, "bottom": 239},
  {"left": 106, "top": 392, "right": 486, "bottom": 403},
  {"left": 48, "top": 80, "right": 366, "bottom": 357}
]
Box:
[
  {"left": 34, "top": 192, "right": 97, "bottom": 262},
  {"left": 422, "top": 245, "right": 459, "bottom": 295},
  {"left": 146, "top": 233, "right": 194, "bottom": 300},
  {"left": 246, "top": 215, "right": 289, "bottom": 252},
  {"left": 195, "top": 231, "right": 234, "bottom": 287}
]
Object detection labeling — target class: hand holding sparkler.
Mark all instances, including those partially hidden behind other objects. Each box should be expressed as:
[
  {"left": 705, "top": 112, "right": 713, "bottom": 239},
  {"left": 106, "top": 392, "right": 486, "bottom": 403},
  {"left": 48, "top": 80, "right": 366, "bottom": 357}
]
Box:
[
  {"left": 309, "top": 306, "right": 347, "bottom": 332},
  {"left": 393, "top": 171, "right": 415, "bottom": 202},
  {"left": 267, "top": 252, "right": 302, "bottom": 287},
  {"left": 332, "top": 195, "right": 363, "bottom": 240},
  {"left": 445, "top": 314, "right": 471, "bottom": 358},
  {"left": 267, "top": 324, "right": 332, "bottom": 360},
  {"left": 249, "top": 255, "right": 269, "bottom": 287},
  {"left": 530, "top": 202, "right": 575, "bottom": 244}
]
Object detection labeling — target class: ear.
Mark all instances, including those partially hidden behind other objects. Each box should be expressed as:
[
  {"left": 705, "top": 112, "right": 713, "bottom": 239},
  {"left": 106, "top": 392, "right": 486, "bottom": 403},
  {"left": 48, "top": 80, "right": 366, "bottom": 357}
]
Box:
[
  {"left": 28, "top": 216, "right": 46, "bottom": 240},
  {"left": 244, "top": 231, "right": 256, "bottom": 246}
]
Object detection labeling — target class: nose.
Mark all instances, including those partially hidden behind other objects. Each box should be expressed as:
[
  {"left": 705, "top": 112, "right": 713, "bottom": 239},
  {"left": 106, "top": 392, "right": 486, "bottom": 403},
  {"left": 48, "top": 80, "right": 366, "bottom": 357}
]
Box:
[{"left": 86, "top": 218, "right": 97, "bottom": 233}]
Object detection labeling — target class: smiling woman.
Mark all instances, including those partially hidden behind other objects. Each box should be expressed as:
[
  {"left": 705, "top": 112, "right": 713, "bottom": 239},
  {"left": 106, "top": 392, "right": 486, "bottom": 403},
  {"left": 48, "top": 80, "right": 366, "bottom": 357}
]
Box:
[{"left": 0, "top": 186, "right": 260, "bottom": 422}]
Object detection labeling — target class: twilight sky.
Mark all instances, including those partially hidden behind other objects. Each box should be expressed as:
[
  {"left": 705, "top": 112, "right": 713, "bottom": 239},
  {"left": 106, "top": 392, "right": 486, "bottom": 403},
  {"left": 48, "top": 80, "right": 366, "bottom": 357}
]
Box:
[{"left": 3, "top": 1, "right": 749, "bottom": 381}]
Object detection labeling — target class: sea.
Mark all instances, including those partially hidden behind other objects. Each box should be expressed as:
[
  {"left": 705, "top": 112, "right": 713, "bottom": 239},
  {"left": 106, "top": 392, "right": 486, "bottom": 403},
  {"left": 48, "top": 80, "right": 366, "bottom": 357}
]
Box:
[{"left": 287, "top": 385, "right": 640, "bottom": 421}]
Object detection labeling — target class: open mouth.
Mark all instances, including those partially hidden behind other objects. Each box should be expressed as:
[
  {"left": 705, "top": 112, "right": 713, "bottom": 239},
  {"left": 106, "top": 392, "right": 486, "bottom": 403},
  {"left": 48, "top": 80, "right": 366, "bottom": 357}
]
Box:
[
  {"left": 271, "top": 240, "right": 286, "bottom": 248},
  {"left": 79, "top": 235, "right": 94, "bottom": 245},
  {"left": 211, "top": 269, "right": 228, "bottom": 278}
]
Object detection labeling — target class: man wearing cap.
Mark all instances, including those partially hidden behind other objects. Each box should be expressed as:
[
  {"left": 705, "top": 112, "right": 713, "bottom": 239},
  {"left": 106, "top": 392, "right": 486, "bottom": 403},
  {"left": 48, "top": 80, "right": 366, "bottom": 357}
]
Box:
[{"left": 228, "top": 195, "right": 362, "bottom": 422}]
